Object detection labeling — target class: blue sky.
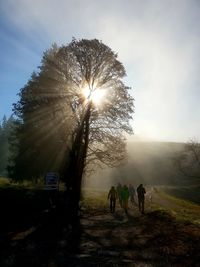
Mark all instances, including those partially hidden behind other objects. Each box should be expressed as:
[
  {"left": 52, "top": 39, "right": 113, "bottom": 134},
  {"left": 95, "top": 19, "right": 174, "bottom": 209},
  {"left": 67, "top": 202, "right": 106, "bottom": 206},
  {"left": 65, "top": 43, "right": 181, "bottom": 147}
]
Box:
[{"left": 0, "top": 0, "right": 200, "bottom": 142}]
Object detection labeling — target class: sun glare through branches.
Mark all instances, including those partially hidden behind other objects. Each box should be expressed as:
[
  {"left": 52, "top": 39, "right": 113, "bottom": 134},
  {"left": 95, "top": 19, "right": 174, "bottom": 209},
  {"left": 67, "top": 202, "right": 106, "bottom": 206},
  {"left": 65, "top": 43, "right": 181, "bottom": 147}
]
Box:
[{"left": 82, "top": 85, "right": 106, "bottom": 105}]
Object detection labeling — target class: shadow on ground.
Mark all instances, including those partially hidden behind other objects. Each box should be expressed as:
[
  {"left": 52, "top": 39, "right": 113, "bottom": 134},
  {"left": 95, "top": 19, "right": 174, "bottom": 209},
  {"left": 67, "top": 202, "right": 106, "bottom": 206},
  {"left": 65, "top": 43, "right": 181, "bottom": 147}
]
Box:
[{"left": 0, "top": 189, "right": 200, "bottom": 267}]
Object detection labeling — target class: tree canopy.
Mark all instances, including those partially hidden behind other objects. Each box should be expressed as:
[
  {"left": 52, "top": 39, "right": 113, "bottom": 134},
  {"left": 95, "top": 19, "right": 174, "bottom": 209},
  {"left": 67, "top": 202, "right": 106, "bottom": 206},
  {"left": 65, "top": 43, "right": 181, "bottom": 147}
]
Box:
[{"left": 9, "top": 39, "right": 134, "bottom": 183}]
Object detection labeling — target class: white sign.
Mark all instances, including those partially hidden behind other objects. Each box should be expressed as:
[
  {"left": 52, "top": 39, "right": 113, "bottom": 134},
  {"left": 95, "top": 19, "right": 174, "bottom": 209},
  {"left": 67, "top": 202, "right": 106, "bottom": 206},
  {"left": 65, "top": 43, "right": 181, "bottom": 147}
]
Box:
[{"left": 45, "top": 172, "right": 59, "bottom": 190}]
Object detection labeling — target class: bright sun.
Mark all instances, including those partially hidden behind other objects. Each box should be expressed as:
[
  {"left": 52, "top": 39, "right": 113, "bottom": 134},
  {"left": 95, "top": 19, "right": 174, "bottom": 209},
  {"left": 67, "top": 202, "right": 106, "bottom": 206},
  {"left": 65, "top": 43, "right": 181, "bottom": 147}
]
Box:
[{"left": 82, "top": 86, "right": 105, "bottom": 105}]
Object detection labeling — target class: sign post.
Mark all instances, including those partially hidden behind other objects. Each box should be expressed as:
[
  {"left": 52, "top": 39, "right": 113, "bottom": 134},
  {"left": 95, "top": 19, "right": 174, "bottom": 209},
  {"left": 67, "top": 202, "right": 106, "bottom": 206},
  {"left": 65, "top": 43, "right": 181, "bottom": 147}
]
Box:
[
  {"left": 45, "top": 172, "right": 59, "bottom": 191},
  {"left": 45, "top": 172, "right": 59, "bottom": 208}
]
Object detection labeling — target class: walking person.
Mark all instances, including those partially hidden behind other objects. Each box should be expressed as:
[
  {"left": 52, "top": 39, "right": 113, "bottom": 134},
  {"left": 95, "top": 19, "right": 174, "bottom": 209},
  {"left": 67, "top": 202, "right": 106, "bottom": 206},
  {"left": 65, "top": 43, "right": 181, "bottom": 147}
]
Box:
[
  {"left": 137, "top": 184, "right": 146, "bottom": 214},
  {"left": 121, "top": 185, "right": 129, "bottom": 214},
  {"left": 128, "top": 183, "right": 136, "bottom": 204},
  {"left": 108, "top": 186, "right": 118, "bottom": 213},
  {"left": 116, "top": 183, "right": 123, "bottom": 207}
]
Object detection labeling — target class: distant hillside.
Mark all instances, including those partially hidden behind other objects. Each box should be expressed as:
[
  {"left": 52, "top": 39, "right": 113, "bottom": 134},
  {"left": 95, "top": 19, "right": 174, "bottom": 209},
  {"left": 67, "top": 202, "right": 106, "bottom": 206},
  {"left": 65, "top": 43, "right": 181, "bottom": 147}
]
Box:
[{"left": 85, "top": 141, "right": 198, "bottom": 188}]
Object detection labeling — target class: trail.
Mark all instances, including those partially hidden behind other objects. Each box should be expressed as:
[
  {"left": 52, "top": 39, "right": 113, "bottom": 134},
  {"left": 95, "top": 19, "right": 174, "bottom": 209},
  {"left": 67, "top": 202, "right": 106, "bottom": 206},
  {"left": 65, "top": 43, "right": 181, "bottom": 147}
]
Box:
[
  {"left": 74, "top": 204, "right": 200, "bottom": 267},
  {"left": 1, "top": 200, "right": 200, "bottom": 267}
]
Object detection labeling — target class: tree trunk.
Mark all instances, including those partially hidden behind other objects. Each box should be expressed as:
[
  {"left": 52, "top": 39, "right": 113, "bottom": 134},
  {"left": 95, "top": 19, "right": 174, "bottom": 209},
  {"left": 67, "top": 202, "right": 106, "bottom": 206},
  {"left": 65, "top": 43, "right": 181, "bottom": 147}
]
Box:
[{"left": 64, "top": 102, "right": 91, "bottom": 219}]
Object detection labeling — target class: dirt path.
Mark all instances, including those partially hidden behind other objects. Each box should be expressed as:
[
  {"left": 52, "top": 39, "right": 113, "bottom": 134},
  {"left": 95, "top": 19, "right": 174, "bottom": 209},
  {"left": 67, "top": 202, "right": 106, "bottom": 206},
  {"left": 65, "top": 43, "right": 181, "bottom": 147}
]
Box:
[
  {"left": 149, "top": 187, "right": 186, "bottom": 211},
  {"left": 74, "top": 205, "right": 200, "bottom": 267},
  {"left": 1, "top": 202, "right": 200, "bottom": 267}
]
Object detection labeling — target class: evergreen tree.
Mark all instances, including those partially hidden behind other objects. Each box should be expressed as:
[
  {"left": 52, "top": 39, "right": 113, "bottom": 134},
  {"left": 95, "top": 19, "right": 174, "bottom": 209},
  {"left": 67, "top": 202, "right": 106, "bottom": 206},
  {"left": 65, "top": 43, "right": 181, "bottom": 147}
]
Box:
[{"left": 0, "top": 115, "right": 16, "bottom": 177}]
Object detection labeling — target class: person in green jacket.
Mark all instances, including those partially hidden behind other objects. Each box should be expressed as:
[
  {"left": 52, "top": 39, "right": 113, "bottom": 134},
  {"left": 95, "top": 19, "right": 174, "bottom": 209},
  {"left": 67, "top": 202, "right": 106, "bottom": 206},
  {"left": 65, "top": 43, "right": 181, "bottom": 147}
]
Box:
[
  {"left": 116, "top": 183, "right": 123, "bottom": 207},
  {"left": 121, "top": 185, "right": 129, "bottom": 213}
]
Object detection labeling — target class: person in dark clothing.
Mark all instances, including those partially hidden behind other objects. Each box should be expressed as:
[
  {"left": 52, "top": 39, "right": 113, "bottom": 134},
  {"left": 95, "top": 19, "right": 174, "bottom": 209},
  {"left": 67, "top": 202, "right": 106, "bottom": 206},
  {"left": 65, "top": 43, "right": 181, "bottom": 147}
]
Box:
[
  {"left": 137, "top": 184, "right": 146, "bottom": 214},
  {"left": 108, "top": 186, "right": 118, "bottom": 213}
]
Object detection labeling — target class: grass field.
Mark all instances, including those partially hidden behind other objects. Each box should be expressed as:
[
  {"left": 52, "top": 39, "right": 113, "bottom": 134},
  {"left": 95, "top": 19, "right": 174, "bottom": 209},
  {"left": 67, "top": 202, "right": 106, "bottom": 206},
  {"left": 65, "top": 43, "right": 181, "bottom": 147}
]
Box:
[
  {"left": 162, "top": 185, "right": 200, "bottom": 204},
  {"left": 150, "top": 187, "right": 200, "bottom": 224}
]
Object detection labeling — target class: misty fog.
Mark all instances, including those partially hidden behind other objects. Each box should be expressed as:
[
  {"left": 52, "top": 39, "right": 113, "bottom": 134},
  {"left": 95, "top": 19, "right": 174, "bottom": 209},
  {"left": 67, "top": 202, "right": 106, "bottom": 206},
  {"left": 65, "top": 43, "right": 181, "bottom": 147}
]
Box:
[{"left": 84, "top": 141, "right": 186, "bottom": 190}]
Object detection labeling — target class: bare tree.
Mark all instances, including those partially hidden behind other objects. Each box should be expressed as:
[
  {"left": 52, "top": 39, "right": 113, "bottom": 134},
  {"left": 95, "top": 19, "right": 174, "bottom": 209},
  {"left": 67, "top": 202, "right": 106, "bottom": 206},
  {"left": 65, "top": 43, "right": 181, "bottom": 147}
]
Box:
[
  {"left": 11, "top": 39, "right": 134, "bottom": 214},
  {"left": 174, "top": 139, "right": 200, "bottom": 179},
  {"left": 56, "top": 39, "right": 134, "bottom": 213}
]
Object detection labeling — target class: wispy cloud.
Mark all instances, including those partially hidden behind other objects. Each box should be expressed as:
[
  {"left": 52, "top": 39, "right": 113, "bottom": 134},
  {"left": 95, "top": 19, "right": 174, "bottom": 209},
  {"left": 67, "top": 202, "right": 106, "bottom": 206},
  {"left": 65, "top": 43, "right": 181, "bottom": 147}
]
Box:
[{"left": 1, "top": 0, "right": 200, "bottom": 141}]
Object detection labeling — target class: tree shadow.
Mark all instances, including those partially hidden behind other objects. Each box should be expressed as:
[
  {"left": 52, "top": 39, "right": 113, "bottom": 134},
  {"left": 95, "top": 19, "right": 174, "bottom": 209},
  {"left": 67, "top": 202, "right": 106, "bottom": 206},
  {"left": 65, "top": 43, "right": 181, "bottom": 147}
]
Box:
[{"left": 0, "top": 193, "right": 82, "bottom": 267}]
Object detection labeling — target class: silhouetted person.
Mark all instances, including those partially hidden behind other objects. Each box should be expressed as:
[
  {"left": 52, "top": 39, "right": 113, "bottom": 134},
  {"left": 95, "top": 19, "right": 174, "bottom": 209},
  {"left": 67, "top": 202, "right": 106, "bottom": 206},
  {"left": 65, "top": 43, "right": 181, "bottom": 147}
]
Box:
[
  {"left": 108, "top": 186, "right": 118, "bottom": 213},
  {"left": 121, "top": 185, "right": 129, "bottom": 214},
  {"left": 116, "top": 183, "right": 123, "bottom": 207},
  {"left": 137, "top": 184, "right": 146, "bottom": 214},
  {"left": 128, "top": 184, "right": 136, "bottom": 204}
]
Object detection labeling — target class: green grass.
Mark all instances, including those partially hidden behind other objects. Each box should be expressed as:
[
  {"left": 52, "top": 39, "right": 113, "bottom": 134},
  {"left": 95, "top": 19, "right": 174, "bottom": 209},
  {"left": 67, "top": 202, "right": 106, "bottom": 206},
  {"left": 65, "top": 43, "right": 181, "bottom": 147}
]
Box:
[
  {"left": 163, "top": 185, "right": 200, "bottom": 205},
  {"left": 155, "top": 190, "right": 200, "bottom": 224},
  {"left": 0, "top": 177, "right": 11, "bottom": 186},
  {"left": 81, "top": 188, "right": 108, "bottom": 211}
]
